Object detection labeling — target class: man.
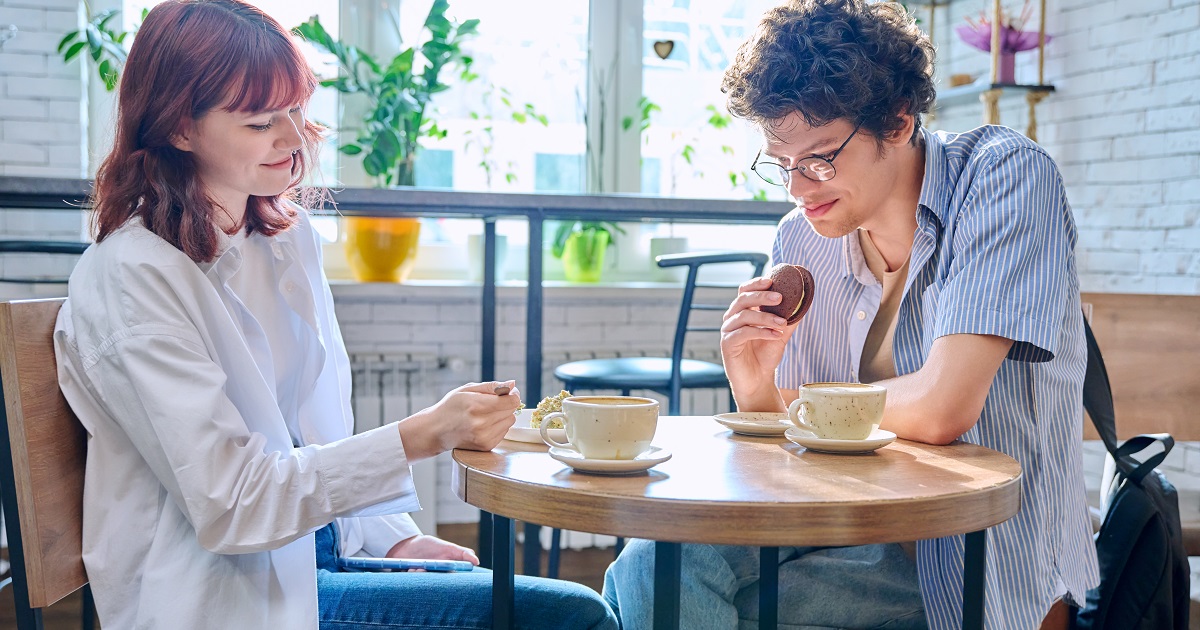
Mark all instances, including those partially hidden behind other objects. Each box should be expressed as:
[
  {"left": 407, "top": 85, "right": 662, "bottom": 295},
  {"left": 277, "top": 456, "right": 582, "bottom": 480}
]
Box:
[{"left": 602, "top": 1, "right": 1099, "bottom": 628}]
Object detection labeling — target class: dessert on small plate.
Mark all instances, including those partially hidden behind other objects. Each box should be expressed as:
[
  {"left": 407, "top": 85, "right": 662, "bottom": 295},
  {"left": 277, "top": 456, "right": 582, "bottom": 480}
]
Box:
[
  {"left": 504, "top": 409, "right": 566, "bottom": 444},
  {"left": 547, "top": 445, "right": 672, "bottom": 475},
  {"left": 712, "top": 411, "right": 791, "bottom": 437},
  {"left": 784, "top": 426, "right": 896, "bottom": 454}
]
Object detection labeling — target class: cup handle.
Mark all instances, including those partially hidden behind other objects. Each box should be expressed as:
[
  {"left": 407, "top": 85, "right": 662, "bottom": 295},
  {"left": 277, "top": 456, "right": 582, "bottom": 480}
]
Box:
[
  {"left": 787, "top": 398, "right": 818, "bottom": 434},
  {"left": 539, "top": 412, "right": 572, "bottom": 449}
]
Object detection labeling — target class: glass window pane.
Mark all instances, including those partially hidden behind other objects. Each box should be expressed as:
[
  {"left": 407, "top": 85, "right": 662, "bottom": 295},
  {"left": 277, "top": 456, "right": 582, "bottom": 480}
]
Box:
[{"left": 641, "top": 0, "right": 786, "bottom": 202}]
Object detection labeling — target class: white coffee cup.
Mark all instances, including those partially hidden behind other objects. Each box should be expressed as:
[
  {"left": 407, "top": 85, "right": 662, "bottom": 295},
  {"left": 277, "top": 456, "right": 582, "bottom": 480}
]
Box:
[
  {"left": 540, "top": 396, "right": 659, "bottom": 460},
  {"left": 786, "top": 382, "right": 886, "bottom": 440}
]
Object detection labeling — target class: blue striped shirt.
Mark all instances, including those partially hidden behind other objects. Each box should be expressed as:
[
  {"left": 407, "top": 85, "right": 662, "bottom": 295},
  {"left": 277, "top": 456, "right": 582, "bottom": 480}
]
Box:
[{"left": 773, "top": 125, "right": 1100, "bottom": 630}]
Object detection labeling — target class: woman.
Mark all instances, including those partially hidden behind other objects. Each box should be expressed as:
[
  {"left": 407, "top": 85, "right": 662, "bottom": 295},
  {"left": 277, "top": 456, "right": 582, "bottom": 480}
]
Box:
[{"left": 52, "top": 1, "right": 616, "bottom": 628}]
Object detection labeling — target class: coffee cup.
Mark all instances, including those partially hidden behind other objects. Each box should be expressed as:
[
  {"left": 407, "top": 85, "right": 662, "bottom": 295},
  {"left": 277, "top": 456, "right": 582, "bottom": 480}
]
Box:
[
  {"left": 786, "top": 382, "right": 886, "bottom": 440},
  {"left": 540, "top": 396, "right": 659, "bottom": 460}
]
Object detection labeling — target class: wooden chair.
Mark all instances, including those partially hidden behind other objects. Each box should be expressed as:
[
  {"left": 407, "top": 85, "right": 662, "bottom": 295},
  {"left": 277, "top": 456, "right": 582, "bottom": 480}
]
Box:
[{"left": 0, "top": 298, "right": 93, "bottom": 629}]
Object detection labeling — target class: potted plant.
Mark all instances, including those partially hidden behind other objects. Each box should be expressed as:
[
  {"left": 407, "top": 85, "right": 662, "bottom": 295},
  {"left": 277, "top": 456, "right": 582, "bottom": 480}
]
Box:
[
  {"left": 551, "top": 221, "right": 625, "bottom": 283},
  {"left": 294, "top": 1, "right": 478, "bottom": 282}
]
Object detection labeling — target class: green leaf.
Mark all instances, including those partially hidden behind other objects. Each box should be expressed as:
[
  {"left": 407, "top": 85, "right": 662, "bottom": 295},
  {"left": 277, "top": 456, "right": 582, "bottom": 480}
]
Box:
[
  {"left": 363, "top": 150, "right": 388, "bottom": 177},
  {"left": 85, "top": 24, "right": 102, "bottom": 51},
  {"left": 622, "top": 116, "right": 633, "bottom": 131},
  {"left": 721, "top": 145, "right": 734, "bottom": 155},
  {"left": 505, "top": 173, "right": 517, "bottom": 184},
  {"left": 57, "top": 31, "right": 79, "bottom": 53},
  {"left": 339, "top": 143, "right": 363, "bottom": 155},
  {"left": 681, "top": 144, "right": 695, "bottom": 165},
  {"left": 96, "top": 9, "right": 120, "bottom": 30},
  {"left": 729, "top": 172, "right": 738, "bottom": 187},
  {"left": 63, "top": 41, "right": 87, "bottom": 62}
]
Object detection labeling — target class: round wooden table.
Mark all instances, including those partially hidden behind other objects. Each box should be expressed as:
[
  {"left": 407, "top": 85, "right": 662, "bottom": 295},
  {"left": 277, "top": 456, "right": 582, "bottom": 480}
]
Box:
[{"left": 453, "top": 416, "right": 1022, "bottom": 629}]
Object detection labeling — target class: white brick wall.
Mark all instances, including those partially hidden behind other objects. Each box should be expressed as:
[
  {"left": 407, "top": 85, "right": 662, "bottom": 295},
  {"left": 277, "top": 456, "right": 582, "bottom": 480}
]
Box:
[
  {"left": 0, "top": 0, "right": 86, "bottom": 292},
  {"left": 0, "top": 0, "right": 84, "bottom": 178},
  {"left": 928, "top": 0, "right": 1200, "bottom": 297}
]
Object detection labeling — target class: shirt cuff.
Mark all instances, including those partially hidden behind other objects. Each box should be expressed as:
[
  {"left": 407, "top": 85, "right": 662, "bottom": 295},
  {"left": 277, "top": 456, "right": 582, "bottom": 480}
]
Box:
[
  {"left": 355, "top": 514, "right": 424, "bottom": 557},
  {"left": 313, "top": 422, "right": 422, "bottom": 518}
]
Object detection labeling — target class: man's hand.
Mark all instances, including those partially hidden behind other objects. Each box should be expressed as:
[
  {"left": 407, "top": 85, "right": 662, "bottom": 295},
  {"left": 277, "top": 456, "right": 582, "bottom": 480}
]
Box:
[
  {"left": 397, "top": 381, "right": 521, "bottom": 462},
  {"left": 386, "top": 534, "right": 480, "bottom": 566},
  {"left": 720, "top": 276, "right": 797, "bottom": 412}
]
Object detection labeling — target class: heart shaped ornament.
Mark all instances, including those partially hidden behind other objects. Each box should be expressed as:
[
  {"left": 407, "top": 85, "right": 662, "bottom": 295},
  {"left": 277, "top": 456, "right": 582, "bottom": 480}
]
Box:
[{"left": 652, "top": 40, "right": 674, "bottom": 60}]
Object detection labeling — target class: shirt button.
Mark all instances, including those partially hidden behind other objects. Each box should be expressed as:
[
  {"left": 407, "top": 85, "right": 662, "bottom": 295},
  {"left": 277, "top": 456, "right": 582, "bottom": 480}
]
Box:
[
  {"left": 856, "top": 311, "right": 866, "bottom": 320},
  {"left": 285, "top": 282, "right": 297, "bottom": 293}
]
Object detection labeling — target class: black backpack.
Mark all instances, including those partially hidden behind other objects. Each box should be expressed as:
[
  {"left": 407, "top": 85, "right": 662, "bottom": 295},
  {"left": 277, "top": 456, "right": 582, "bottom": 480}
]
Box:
[{"left": 1075, "top": 317, "right": 1190, "bottom": 630}]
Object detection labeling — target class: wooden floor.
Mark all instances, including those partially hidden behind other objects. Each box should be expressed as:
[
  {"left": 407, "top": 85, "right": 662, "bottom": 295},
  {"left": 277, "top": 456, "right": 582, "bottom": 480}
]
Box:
[{"left": 0, "top": 522, "right": 614, "bottom": 629}]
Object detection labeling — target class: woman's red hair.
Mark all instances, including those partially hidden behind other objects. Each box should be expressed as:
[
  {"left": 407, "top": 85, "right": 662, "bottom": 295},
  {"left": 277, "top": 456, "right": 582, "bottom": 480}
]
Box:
[{"left": 91, "top": 0, "right": 323, "bottom": 262}]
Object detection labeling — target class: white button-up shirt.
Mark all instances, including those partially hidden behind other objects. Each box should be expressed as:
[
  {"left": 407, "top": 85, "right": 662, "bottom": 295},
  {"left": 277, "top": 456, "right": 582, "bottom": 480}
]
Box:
[{"left": 54, "top": 210, "right": 422, "bottom": 629}]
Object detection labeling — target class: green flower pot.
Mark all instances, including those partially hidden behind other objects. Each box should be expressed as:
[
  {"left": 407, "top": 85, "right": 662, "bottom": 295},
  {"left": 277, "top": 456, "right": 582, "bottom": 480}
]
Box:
[{"left": 561, "top": 229, "right": 610, "bottom": 283}]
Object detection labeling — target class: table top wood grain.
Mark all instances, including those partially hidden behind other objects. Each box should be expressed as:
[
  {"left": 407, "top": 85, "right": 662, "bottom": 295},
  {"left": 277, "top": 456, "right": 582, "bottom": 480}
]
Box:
[{"left": 453, "top": 416, "right": 1022, "bottom": 547}]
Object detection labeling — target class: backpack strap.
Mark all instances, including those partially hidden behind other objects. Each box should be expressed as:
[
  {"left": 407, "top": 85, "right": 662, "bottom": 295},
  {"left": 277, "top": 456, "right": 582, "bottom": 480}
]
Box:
[
  {"left": 1115, "top": 433, "right": 1175, "bottom": 484},
  {"left": 1082, "top": 315, "right": 1121, "bottom": 457},
  {"left": 1083, "top": 315, "right": 1175, "bottom": 481}
]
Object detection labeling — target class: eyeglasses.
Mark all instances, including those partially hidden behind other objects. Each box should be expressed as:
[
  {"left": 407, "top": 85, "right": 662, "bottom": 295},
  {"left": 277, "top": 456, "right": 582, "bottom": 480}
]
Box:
[{"left": 750, "top": 123, "right": 862, "bottom": 186}]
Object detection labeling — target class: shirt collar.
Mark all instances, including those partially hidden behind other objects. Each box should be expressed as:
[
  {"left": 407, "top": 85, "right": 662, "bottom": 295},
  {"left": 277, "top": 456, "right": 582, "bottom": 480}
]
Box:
[
  {"left": 839, "top": 126, "right": 951, "bottom": 281},
  {"left": 200, "top": 226, "right": 248, "bottom": 277},
  {"left": 915, "top": 126, "right": 952, "bottom": 227}
]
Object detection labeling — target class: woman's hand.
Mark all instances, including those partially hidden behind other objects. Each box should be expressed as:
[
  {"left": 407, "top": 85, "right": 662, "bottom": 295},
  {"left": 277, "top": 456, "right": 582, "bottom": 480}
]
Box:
[
  {"left": 720, "top": 277, "right": 797, "bottom": 412},
  {"left": 397, "top": 380, "right": 521, "bottom": 462},
  {"left": 386, "top": 534, "right": 480, "bottom": 566}
]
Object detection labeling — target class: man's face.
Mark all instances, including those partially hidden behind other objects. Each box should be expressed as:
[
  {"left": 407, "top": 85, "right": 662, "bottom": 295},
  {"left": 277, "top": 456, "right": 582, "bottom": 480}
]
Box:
[{"left": 760, "top": 113, "right": 906, "bottom": 238}]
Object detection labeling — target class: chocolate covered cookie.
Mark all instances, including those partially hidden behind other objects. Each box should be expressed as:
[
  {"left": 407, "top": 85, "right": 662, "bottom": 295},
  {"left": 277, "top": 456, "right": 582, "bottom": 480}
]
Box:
[{"left": 761, "top": 263, "right": 816, "bottom": 325}]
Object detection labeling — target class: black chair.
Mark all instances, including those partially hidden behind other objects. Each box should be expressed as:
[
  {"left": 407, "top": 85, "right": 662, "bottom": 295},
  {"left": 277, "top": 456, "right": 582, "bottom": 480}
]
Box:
[
  {"left": 0, "top": 241, "right": 89, "bottom": 285},
  {"left": 554, "top": 251, "right": 768, "bottom": 415},
  {"left": 543, "top": 251, "right": 768, "bottom": 578}
]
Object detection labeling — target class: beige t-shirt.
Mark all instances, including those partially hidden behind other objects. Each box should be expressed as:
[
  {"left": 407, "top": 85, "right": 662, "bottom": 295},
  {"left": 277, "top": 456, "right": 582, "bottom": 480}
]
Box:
[{"left": 858, "top": 228, "right": 909, "bottom": 384}]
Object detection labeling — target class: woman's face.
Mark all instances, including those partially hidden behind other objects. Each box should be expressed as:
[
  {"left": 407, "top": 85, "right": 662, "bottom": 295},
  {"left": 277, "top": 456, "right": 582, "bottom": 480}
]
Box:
[{"left": 172, "top": 101, "right": 305, "bottom": 222}]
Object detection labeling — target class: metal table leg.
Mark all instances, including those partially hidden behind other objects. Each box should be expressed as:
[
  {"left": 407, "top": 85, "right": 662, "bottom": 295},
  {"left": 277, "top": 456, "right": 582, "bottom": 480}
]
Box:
[
  {"left": 523, "top": 523, "right": 543, "bottom": 576},
  {"left": 478, "top": 510, "right": 493, "bottom": 570},
  {"left": 653, "top": 541, "right": 681, "bottom": 630},
  {"left": 759, "top": 546, "right": 779, "bottom": 630},
  {"left": 962, "top": 529, "right": 987, "bottom": 630},
  {"left": 492, "top": 515, "right": 515, "bottom": 630}
]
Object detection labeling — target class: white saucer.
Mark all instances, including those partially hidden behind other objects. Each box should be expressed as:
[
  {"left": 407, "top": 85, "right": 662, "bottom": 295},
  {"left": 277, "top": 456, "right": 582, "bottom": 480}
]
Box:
[
  {"left": 547, "top": 446, "right": 672, "bottom": 475},
  {"left": 784, "top": 427, "right": 896, "bottom": 454},
  {"left": 712, "top": 412, "right": 792, "bottom": 436},
  {"left": 504, "top": 409, "right": 566, "bottom": 444}
]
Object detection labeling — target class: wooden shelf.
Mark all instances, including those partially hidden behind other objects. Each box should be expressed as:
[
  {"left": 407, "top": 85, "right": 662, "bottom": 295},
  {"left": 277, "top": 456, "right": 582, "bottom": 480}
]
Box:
[{"left": 936, "top": 82, "right": 1056, "bottom": 109}]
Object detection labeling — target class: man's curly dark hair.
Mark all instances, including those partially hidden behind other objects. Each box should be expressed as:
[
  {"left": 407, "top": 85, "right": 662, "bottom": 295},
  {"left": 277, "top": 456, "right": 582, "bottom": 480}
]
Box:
[{"left": 722, "top": 0, "right": 935, "bottom": 146}]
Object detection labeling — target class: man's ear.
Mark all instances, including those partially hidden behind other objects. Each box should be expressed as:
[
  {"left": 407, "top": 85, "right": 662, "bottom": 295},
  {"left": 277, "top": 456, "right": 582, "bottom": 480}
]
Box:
[
  {"left": 886, "top": 112, "right": 917, "bottom": 147},
  {"left": 170, "top": 119, "right": 195, "bottom": 152}
]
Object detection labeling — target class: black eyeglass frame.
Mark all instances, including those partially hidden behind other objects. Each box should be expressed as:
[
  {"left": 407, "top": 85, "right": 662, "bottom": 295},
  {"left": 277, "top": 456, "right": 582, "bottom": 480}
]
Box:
[{"left": 750, "top": 122, "right": 863, "bottom": 186}]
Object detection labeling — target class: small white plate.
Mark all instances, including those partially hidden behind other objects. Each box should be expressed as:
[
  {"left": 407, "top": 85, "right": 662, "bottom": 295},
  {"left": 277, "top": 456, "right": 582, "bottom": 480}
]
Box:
[
  {"left": 547, "top": 445, "right": 672, "bottom": 475},
  {"left": 713, "top": 412, "right": 792, "bottom": 436},
  {"left": 784, "top": 427, "right": 896, "bottom": 454},
  {"left": 504, "top": 409, "right": 567, "bottom": 444}
]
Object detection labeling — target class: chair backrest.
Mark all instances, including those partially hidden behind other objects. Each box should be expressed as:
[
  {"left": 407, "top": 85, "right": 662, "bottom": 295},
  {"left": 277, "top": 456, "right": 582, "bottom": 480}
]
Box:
[
  {"left": 655, "top": 252, "right": 769, "bottom": 390},
  {"left": 0, "top": 298, "right": 88, "bottom": 610}
]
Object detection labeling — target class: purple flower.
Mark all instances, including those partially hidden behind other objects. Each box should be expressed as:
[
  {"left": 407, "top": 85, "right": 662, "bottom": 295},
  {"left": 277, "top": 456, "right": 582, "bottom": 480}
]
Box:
[{"left": 954, "top": 23, "right": 1051, "bottom": 54}]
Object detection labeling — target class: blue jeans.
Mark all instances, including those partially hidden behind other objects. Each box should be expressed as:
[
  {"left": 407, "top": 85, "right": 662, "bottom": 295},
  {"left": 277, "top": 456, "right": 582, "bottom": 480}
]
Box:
[
  {"left": 316, "top": 523, "right": 617, "bottom": 629},
  {"left": 603, "top": 541, "right": 927, "bottom": 630}
]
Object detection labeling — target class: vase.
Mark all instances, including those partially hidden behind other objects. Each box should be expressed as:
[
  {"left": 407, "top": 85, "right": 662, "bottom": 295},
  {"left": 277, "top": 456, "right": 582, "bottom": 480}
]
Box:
[
  {"left": 561, "top": 230, "right": 610, "bottom": 283},
  {"left": 343, "top": 216, "right": 421, "bottom": 283},
  {"left": 997, "top": 52, "right": 1016, "bottom": 84}
]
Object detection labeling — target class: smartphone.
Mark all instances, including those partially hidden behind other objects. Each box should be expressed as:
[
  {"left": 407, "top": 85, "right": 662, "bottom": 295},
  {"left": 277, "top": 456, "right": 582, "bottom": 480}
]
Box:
[{"left": 336, "top": 556, "right": 475, "bottom": 572}]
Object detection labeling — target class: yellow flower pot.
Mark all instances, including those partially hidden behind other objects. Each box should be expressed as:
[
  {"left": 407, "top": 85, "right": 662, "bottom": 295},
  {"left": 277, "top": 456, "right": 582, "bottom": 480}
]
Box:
[
  {"left": 561, "top": 229, "right": 610, "bottom": 283},
  {"left": 343, "top": 217, "right": 421, "bottom": 283}
]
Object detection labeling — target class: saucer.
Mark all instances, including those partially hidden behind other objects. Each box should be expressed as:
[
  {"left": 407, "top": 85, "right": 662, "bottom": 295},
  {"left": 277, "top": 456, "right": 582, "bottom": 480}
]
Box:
[
  {"left": 547, "top": 446, "right": 672, "bottom": 475},
  {"left": 504, "top": 409, "right": 566, "bottom": 444},
  {"left": 784, "top": 427, "right": 896, "bottom": 454},
  {"left": 712, "top": 412, "right": 791, "bottom": 437}
]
